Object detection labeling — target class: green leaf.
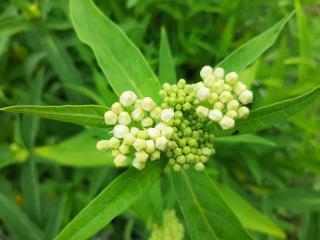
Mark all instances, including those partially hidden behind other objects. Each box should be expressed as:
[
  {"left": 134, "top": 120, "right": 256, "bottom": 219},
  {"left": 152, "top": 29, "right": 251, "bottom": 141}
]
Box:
[
  {"left": 70, "top": 0, "right": 161, "bottom": 102},
  {"left": 215, "top": 134, "right": 276, "bottom": 147},
  {"left": 34, "top": 131, "right": 113, "bottom": 167},
  {"left": 159, "top": 27, "right": 176, "bottom": 85},
  {"left": 218, "top": 12, "right": 294, "bottom": 72},
  {"left": 234, "top": 85, "right": 320, "bottom": 134},
  {"left": 170, "top": 170, "right": 252, "bottom": 240},
  {"left": 0, "top": 144, "right": 23, "bottom": 169},
  {"left": 0, "top": 105, "right": 108, "bottom": 128},
  {"left": 0, "top": 193, "right": 43, "bottom": 240},
  {"left": 217, "top": 185, "right": 285, "bottom": 238},
  {"left": 55, "top": 160, "right": 166, "bottom": 240}
]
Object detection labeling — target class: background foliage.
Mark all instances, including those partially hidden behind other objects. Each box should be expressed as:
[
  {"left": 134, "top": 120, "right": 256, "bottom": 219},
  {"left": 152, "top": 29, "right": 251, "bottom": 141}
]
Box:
[{"left": 0, "top": 0, "right": 319, "bottom": 239}]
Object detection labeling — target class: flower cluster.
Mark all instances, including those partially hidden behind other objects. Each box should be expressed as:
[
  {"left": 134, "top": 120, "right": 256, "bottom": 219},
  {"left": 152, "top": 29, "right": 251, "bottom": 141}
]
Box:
[
  {"left": 97, "top": 66, "right": 253, "bottom": 171},
  {"left": 96, "top": 91, "right": 174, "bottom": 170},
  {"left": 195, "top": 66, "right": 252, "bottom": 130}
]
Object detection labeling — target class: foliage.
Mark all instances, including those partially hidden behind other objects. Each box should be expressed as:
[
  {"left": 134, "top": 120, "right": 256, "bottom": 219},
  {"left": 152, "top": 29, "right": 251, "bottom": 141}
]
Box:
[{"left": 0, "top": 0, "right": 320, "bottom": 239}]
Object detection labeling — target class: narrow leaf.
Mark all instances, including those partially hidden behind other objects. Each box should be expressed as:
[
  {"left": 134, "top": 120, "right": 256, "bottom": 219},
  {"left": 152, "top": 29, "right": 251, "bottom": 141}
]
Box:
[
  {"left": 0, "top": 193, "right": 43, "bottom": 240},
  {"left": 215, "top": 134, "right": 276, "bottom": 147},
  {"left": 170, "top": 170, "right": 252, "bottom": 240},
  {"left": 235, "top": 85, "right": 320, "bottom": 134},
  {"left": 217, "top": 185, "right": 285, "bottom": 238},
  {"left": 55, "top": 160, "right": 166, "bottom": 240},
  {"left": 218, "top": 12, "right": 294, "bottom": 72},
  {"left": 35, "top": 131, "right": 113, "bottom": 167},
  {"left": 159, "top": 27, "right": 176, "bottom": 85},
  {"left": 0, "top": 105, "right": 108, "bottom": 128},
  {"left": 70, "top": 0, "right": 161, "bottom": 101}
]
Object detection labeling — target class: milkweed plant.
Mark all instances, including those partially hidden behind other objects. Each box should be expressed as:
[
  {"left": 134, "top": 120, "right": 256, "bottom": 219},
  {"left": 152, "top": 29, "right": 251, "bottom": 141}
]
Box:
[{"left": 1, "top": 0, "right": 320, "bottom": 240}]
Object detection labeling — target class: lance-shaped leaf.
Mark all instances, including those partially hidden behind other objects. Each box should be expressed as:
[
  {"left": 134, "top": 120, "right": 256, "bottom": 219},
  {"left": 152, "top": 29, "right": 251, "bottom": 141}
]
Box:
[
  {"left": 35, "top": 131, "right": 113, "bottom": 167},
  {"left": 218, "top": 12, "right": 294, "bottom": 72},
  {"left": 55, "top": 160, "right": 166, "bottom": 240},
  {"left": 170, "top": 170, "right": 252, "bottom": 240},
  {"left": 70, "top": 0, "right": 161, "bottom": 102},
  {"left": 159, "top": 27, "right": 176, "bottom": 85},
  {"left": 0, "top": 105, "right": 107, "bottom": 128}
]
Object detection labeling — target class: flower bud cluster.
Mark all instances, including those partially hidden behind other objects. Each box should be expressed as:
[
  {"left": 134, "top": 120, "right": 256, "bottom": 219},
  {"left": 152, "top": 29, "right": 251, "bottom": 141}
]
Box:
[
  {"left": 197, "top": 66, "right": 252, "bottom": 130},
  {"left": 96, "top": 66, "right": 253, "bottom": 172},
  {"left": 159, "top": 79, "right": 216, "bottom": 171},
  {"left": 96, "top": 91, "right": 173, "bottom": 170}
]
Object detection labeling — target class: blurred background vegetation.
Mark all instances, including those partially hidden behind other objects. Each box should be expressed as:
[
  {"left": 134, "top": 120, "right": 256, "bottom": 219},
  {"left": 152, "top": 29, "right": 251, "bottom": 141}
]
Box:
[{"left": 0, "top": 0, "right": 319, "bottom": 239}]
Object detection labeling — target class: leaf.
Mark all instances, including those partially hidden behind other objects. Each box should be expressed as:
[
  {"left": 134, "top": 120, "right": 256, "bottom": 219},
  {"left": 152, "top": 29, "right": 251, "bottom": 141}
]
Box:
[
  {"left": 159, "top": 27, "right": 176, "bottom": 85},
  {"left": 70, "top": 0, "right": 161, "bottom": 102},
  {"left": 54, "top": 160, "right": 166, "bottom": 240},
  {"left": 0, "top": 193, "right": 43, "bottom": 240},
  {"left": 217, "top": 185, "right": 285, "bottom": 238},
  {"left": 215, "top": 134, "right": 276, "bottom": 147},
  {"left": 0, "top": 144, "right": 22, "bottom": 169},
  {"left": 234, "top": 85, "right": 320, "bottom": 134},
  {"left": 34, "top": 131, "right": 113, "bottom": 167},
  {"left": 218, "top": 12, "right": 294, "bottom": 72},
  {"left": 170, "top": 170, "right": 252, "bottom": 240},
  {"left": 0, "top": 105, "right": 108, "bottom": 128}
]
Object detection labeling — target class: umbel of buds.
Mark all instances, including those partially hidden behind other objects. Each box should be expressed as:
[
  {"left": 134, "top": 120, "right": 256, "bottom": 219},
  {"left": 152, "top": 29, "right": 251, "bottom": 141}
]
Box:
[{"left": 97, "top": 66, "right": 253, "bottom": 171}]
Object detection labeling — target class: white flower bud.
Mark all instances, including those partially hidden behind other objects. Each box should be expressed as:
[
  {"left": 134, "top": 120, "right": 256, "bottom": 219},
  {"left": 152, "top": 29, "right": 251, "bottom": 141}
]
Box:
[
  {"left": 219, "top": 117, "right": 235, "bottom": 130},
  {"left": 108, "top": 137, "right": 120, "bottom": 149},
  {"left": 119, "top": 91, "right": 137, "bottom": 107},
  {"left": 141, "top": 97, "right": 156, "bottom": 111},
  {"left": 131, "top": 108, "right": 144, "bottom": 121},
  {"left": 113, "top": 154, "right": 127, "bottom": 167},
  {"left": 194, "top": 82, "right": 205, "bottom": 91},
  {"left": 96, "top": 140, "right": 109, "bottom": 152},
  {"left": 161, "top": 126, "right": 173, "bottom": 139},
  {"left": 213, "top": 67, "right": 224, "bottom": 78},
  {"left": 194, "top": 162, "right": 205, "bottom": 171},
  {"left": 208, "top": 109, "right": 223, "bottom": 122},
  {"left": 113, "top": 125, "right": 129, "bottom": 139},
  {"left": 219, "top": 91, "right": 233, "bottom": 103},
  {"left": 130, "top": 127, "right": 140, "bottom": 135},
  {"left": 226, "top": 110, "right": 237, "bottom": 119},
  {"left": 204, "top": 75, "right": 216, "bottom": 87},
  {"left": 223, "top": 84, "right": 232, "bottom": 91},
  {"left": 137, "top": 130, "right": 148, "bottom": 139},
  {"left": 214, "top": 101, "right": 224, "bottom": 111},
  {"left": 237, "top": 106, "right": 250, "bottom": 119},
  {"left": 234, "top": 82, "right": 247, "bottom": 95},
  {"left": 155, "top": 136, "right": 168, "bottom": 151},
  {"left": 135, "top": 151, "right": 149, "bottom": 163},
  {"left": 145, "top": 140, "right": 156, "bottom": 153},
  {"left": 227, "top": 99, "right": 240, "bottom": 110},
  {"left": 173, "top": 164, "right": 181, "bottom": 171},
  {"left": 162, "top": 83, "right": 171, "bottom": 91},
  {"left": 150, "top": 107, "right": 162, "bottom": 119},
  {"left": 196, "top": 106, "right": 209, "bottom": 118},
  {"left": 111, "top": 102, "right": 123, "bottom": 114},
  {"left": 119, "top": 144, "right": 130, "bottom": 154},
  {"left": 150, "top": 150, "right": 161, "bottom": 161},
  {"left": 123, "top": 133, "right": 136, "bottom": 145},
  {"left": 160, "top": 108, "right": 174, "bottom": 123},
  {"left": 196, "top": 87, "right": 210, "bottom": 101},
  {"left": 118, "top": 111, "right": 131, "bottom": 125},
  {"left": 134, "top": 99, "right": 143, "bottom": 108},
  {"left": 104, "top": 111, "right": 117, "bottom": 125},
  {"left": 225, "top": 72, "right": 238, "bottom": 85},
  {"left": 147, "top": 128, "right": 160, "bottom": 139},
  {"left": 132, "top": 159, "right": 145, "bottom": 170},
  {"left": 200, "top": 65, "right": 213, "bottom": 79},
  {"left": 133, "top": 138, "right": 146, "bottom": 151},
  {"left": 141, "top": 117, "right": 153, "bottom": 127},
  {"left": 155, "top": 122, "right": 167, "bottom": 131},
  {"left": 238, "top": 90, "right": 253, "bottom": 104}
]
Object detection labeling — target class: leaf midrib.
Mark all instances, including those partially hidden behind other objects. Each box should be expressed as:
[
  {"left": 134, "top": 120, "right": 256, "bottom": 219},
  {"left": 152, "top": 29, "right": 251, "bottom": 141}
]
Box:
[{"left": 182, "top": 172, "right": 218, "bottom": 239}]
